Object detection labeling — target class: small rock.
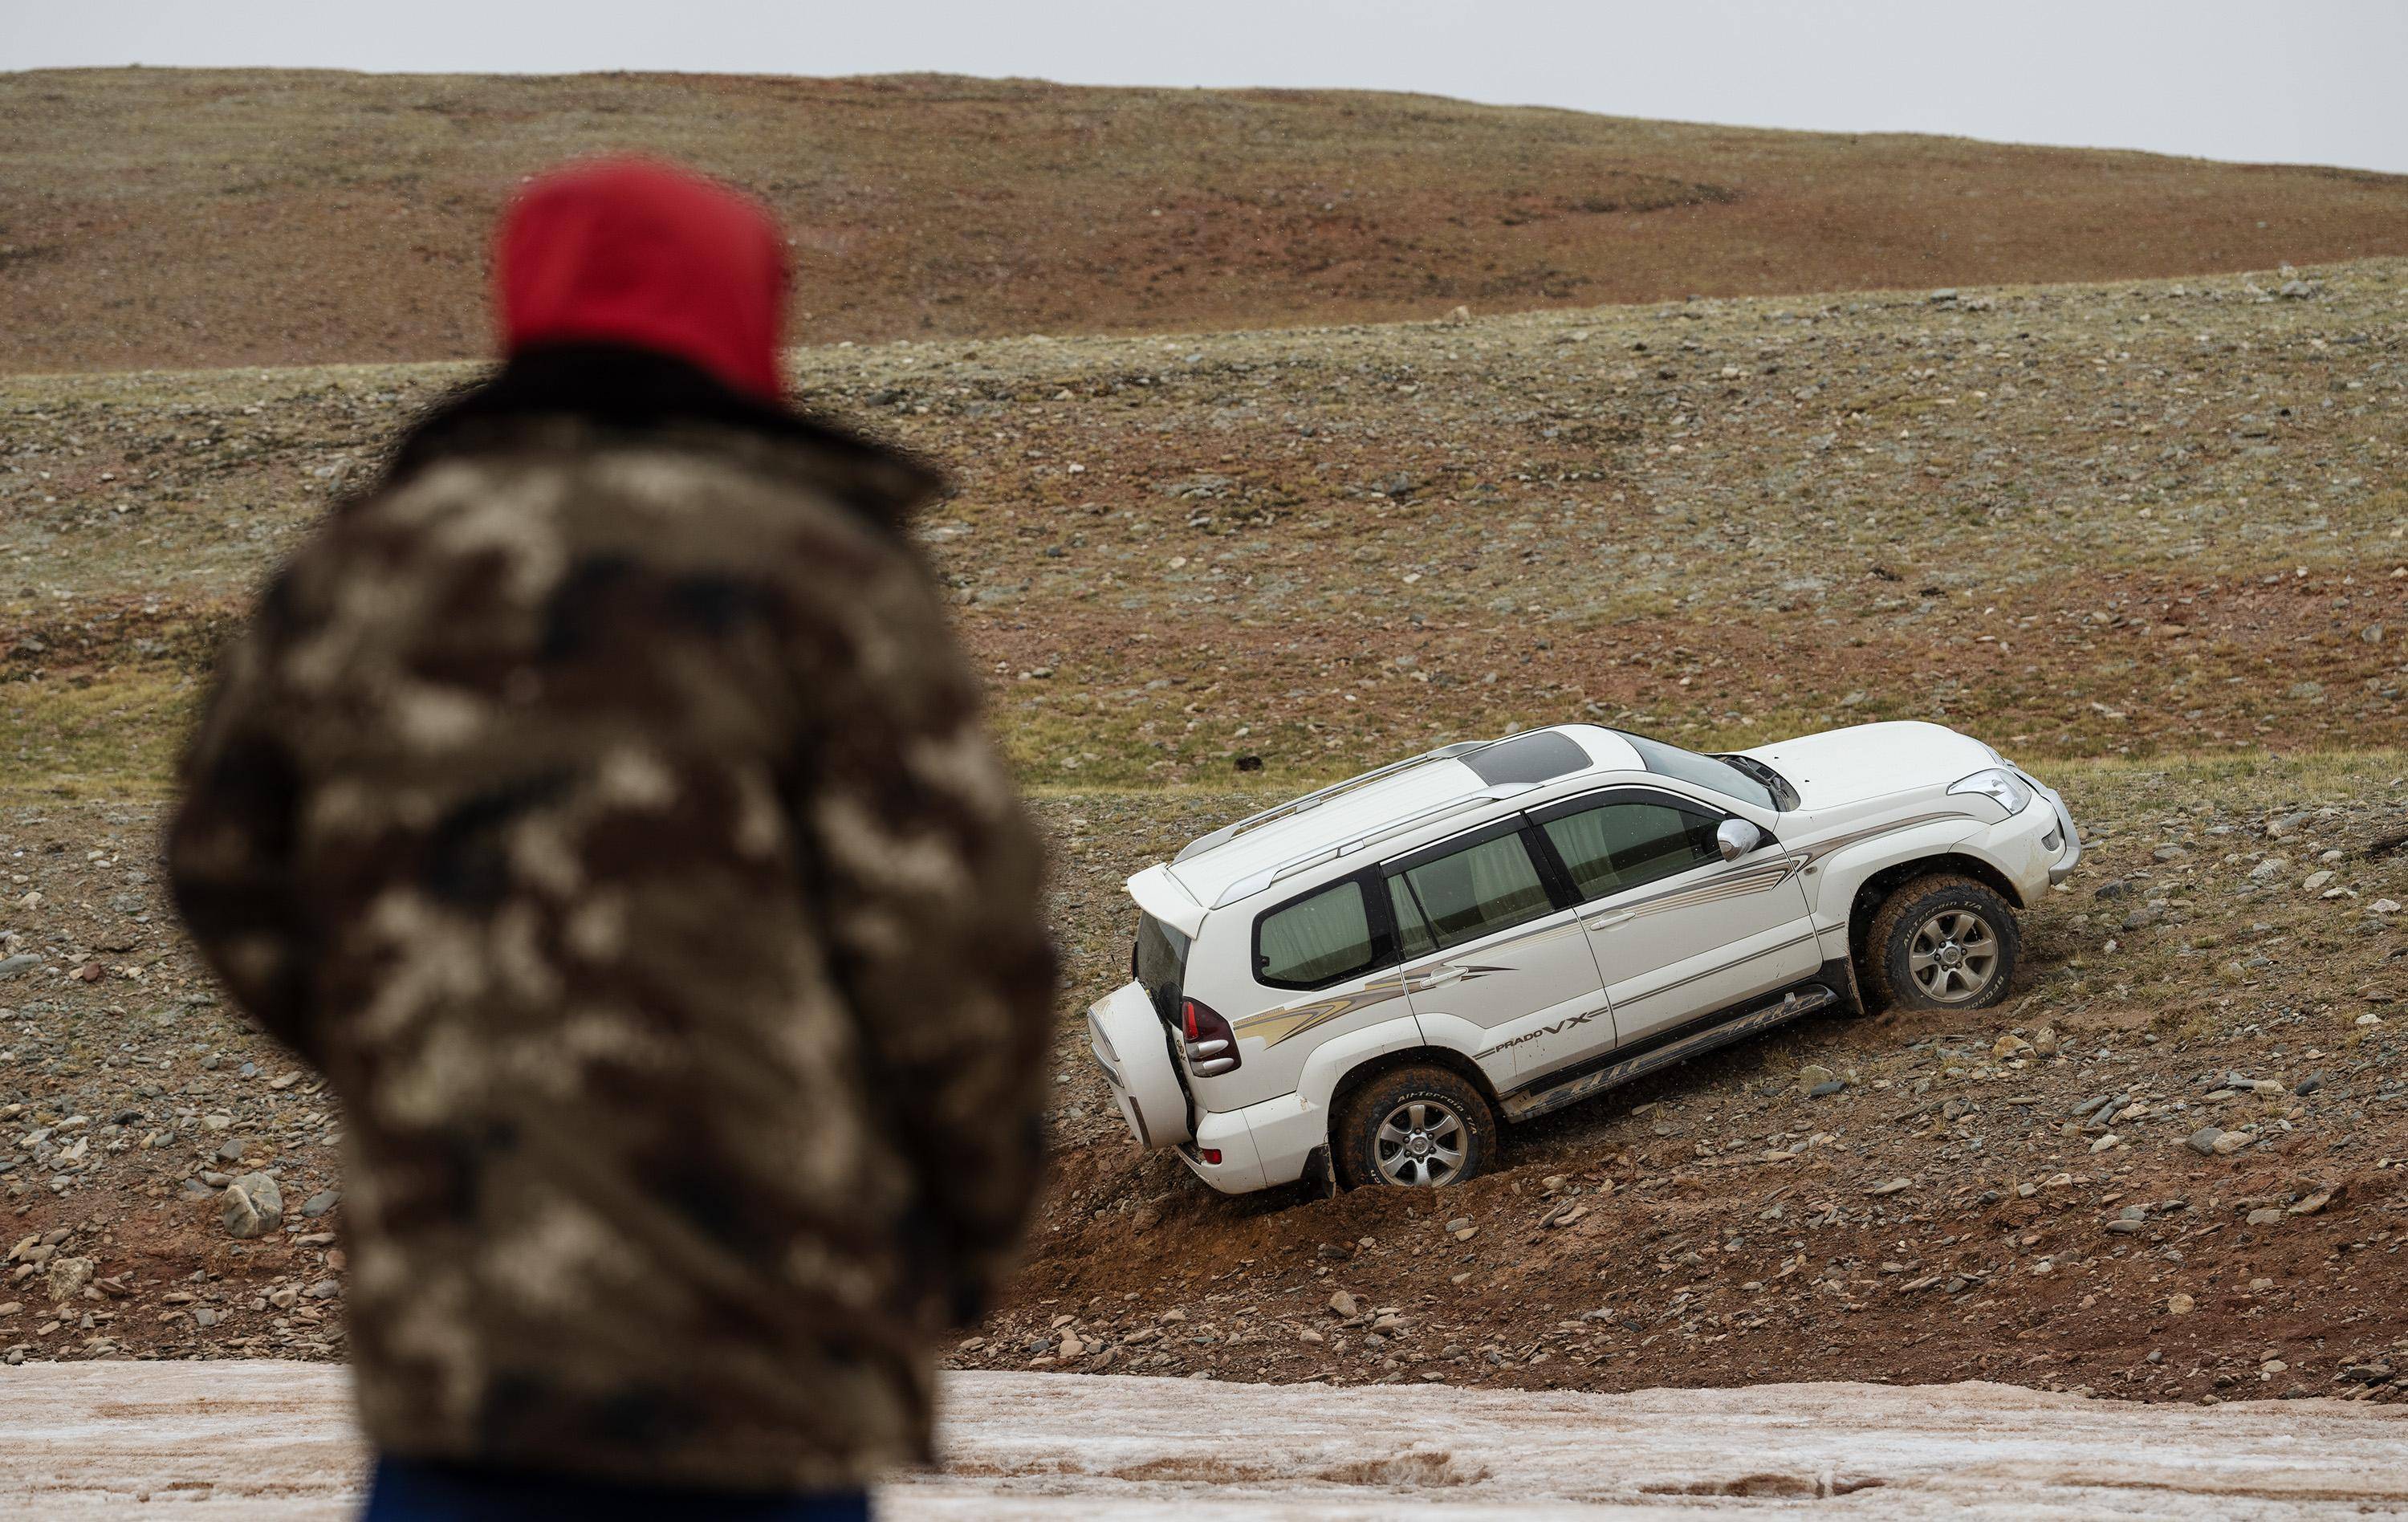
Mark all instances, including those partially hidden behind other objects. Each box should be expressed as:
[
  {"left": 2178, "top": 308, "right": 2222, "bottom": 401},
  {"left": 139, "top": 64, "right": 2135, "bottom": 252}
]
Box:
[
  {"left": 218, "top": 1173, "right": 283, "bottom": 1239},
  {"left": 0, "top": 954, "right": 40, "bottom": 981},
  {"left": 45, "top": 1256, "right": 93, "bottom": 1304},
  {"left": 2186, "top": 1127, "right": 2225, "bottom": 1157},
  {"left": 301, "top": 1190, "right": 340, "bottom": 1219},
  {"left": 2247, "top": 1207, "right": 2284, "bottom": 1227},
  {"left": 2168, "top": 1292, "right": 2196, "bottom": 1315},
  {"left": 2213, "top": 1131, "right": 2253, "bottom": 1155},
  {"left": 1992, "top": 1035, "right": 2032, "bottom": 1060},
  {"left": 2303, "top": 870, "right": 2335, "bottom": 892},
  {"left": 1799, "top": 1064, "right": 1835, "bottom": 1088},
  {"left": 2289, "top": 1190, "right": 2334, "bottom": 1216},
  {"left": 1328, "top": 1290, "right": 1360, "bottom": 1318},
  {"left": 2372, "top": 899, "right": 2401, "bottom": 917}
]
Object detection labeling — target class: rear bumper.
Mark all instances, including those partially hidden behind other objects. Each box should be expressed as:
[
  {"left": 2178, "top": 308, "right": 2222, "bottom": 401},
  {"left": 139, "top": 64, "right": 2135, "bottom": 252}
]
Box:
[{"left": 1174, "top": 1093, "right": 1320, "bottom": 1195}]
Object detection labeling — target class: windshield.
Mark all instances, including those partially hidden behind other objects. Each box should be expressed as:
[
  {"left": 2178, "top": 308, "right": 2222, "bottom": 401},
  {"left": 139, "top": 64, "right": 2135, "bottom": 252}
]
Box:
[{"left": 1614, "top": 730, "right": 1787, "bottom": 812}]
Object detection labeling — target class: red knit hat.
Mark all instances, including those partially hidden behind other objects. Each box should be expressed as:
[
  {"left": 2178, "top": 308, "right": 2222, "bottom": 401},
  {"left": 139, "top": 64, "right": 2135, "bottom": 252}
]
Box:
[{"left": 496, "top": 158, "right": 787, "bottom": 401}]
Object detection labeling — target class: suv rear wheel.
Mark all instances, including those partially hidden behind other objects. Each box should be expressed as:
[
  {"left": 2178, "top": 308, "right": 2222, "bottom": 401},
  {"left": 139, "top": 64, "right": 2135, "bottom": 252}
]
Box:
[
  {"left": 1334, "top": 1065, "right": 1495, "bottom": 1190},
  {"left": 1865, "top": 873, "right": 2020, "bottom": 1011}
]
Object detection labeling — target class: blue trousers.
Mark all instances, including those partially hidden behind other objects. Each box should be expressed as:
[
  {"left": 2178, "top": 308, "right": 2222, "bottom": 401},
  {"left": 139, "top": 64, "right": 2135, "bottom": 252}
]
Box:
[{"left": 364, "top": 1455, "right": 870, "bottom": 1520}]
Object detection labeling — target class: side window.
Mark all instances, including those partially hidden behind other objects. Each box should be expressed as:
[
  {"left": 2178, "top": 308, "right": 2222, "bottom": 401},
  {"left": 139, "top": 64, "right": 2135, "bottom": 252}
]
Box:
[
  {"left": 1542, "top": 800, "right": 1722, "bottom": 901},
  {"left": 1255, "top": 879, "right": 1377, "bottom": 988},
  {"left": 1392, "top": 832, "right": 1554, "bottom": 951}
]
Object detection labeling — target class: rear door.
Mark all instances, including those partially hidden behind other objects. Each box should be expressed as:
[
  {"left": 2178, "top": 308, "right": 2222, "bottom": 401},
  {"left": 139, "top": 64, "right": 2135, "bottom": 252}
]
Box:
[
  {"left": 1383, "top": 820, "right": 1610, "bottom": 1085},
  {"left": 1530, "top": 788, "right": 1816, "bottom": 1052}
]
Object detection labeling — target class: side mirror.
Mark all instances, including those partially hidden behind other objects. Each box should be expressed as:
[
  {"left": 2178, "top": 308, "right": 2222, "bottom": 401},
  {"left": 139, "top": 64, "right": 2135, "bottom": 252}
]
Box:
[{"left": 1716, "top": 819, "right": 1765, "bottom": 862}]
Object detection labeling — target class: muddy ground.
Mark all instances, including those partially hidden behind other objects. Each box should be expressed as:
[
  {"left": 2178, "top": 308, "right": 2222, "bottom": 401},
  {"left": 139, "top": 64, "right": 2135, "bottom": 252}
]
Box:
[{"left": 15, "top": 1361, "right": 2408, "bottom": 1516}]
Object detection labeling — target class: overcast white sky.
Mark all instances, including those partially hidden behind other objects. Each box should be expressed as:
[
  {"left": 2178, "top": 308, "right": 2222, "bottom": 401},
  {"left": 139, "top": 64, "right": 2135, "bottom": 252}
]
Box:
[{"left": 10, "top": 0, "right": 2406, "bottom": 175}]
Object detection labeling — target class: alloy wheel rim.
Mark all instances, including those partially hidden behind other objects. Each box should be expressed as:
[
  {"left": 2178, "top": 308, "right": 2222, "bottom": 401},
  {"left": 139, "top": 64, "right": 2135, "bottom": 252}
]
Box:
[
  {"left": 1373, "top": 1098, "right": 1467, "bottom": 1186},
  {"left": 1907, "top": 907, "right": 2000, "bottom": 1003}
]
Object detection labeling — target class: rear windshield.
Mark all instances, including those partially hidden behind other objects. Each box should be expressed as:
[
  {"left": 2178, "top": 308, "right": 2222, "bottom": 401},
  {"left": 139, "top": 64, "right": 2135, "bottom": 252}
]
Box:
[{"left": 1133, "top": 914, "right": 1190, "bottom": 1023}]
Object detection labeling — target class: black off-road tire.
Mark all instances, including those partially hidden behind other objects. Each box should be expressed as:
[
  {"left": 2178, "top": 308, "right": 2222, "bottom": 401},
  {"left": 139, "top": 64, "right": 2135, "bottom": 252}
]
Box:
[
  {"left": 1332, "top": 1064, "right": 1496, "bottom": 1190},
  {"left": 1863, "top": 873, "right": 2020, "bottom": 1012}
]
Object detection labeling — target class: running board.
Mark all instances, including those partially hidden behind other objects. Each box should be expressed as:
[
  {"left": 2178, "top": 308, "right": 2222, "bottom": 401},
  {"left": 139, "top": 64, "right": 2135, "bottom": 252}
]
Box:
[{"left": 1501, "top": 985, "right": 1841, "bottom": 1123}]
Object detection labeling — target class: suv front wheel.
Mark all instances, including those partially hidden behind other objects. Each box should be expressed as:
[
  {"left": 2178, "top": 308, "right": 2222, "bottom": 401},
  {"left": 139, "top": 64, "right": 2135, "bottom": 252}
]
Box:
[
  {"left": 1865, "top": 873, "right": 2020, "bottom": 1011},
  {"left": 1334, "top": 1065, "right": 1495, "bottom": 1190}
]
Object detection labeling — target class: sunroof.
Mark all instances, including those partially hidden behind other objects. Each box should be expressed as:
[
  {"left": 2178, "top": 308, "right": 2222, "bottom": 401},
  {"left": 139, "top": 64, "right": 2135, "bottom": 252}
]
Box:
[{"left": 1462, "top": 730, "right": 1590, "bottom": 787}]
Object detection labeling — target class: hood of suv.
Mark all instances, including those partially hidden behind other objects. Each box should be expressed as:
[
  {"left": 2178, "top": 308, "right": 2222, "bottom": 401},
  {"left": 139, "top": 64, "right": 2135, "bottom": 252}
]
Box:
[{"left": 1742, "top": 721, "right": 1995, "bottom": 809}]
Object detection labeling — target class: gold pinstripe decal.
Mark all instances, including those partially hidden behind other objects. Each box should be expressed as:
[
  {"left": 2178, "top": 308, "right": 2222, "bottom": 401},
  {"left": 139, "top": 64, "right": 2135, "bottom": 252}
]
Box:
[{"left": 1230, "top": 810, "right": 1971, "bottom": 1050}]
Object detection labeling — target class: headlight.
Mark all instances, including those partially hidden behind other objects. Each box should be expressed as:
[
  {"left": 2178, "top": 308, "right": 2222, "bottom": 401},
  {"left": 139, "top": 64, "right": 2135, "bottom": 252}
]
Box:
[{"left": 1949, "top": 767, "right": 2031, "bottom": 815}]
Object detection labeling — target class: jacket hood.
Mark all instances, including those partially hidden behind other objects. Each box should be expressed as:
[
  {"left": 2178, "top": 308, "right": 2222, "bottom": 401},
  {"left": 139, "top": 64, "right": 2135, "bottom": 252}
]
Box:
[{"left": 497, "top": 157, "right": 787, "bottom": 403}]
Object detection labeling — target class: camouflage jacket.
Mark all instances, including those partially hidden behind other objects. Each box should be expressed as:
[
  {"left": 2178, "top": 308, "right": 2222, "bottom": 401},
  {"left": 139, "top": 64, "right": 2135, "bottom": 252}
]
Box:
[{"left": 168, "top": 381, "right": 1054, "bottom": 1491}]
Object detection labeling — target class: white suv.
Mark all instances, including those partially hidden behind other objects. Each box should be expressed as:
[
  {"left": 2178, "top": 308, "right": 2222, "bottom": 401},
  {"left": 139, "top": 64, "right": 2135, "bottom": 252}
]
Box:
[{"left": 1088, "top": 722, "right": 2077, "bottom": 1194}]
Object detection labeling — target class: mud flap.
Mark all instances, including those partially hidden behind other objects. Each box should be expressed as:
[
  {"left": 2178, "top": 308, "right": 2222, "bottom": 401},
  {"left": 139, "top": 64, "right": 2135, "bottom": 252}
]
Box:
[{"left": 1303, "top": 1146, "right": 1338, "bottom": 1200}]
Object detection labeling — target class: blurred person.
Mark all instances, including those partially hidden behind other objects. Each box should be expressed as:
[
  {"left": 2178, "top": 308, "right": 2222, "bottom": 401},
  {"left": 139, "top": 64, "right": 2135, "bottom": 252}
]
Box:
[{"left": 167, "top": 159, "right": 1055, "bottom": 1520}]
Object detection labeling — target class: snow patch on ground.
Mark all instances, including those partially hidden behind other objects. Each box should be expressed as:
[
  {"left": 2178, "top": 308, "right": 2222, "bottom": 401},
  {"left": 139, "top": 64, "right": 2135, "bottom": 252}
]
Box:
[{"left": 6, "top": 1361, "right": 2407, "bottom": 1518}]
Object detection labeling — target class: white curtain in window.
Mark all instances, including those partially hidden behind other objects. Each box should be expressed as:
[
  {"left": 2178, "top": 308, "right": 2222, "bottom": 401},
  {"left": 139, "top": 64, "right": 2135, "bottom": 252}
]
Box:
[
  {"left": 1260, "top": 882, "right": 1373, "bottom": 983},
  {"left": 1407, "top": 835, "right": 1548, "bottom": 944},
  {"left": 1546, "top": 804, "right": 1704, "bottom": 899}
]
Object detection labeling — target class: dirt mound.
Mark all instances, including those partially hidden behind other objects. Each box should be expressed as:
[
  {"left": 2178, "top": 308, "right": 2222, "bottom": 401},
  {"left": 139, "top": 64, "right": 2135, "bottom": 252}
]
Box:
[
  {"left": 4, "top": 763, "right": 2404, "bottom": 1410},
  {"left": 7, "top": 68, "right": 2408, "bottom": 373}
]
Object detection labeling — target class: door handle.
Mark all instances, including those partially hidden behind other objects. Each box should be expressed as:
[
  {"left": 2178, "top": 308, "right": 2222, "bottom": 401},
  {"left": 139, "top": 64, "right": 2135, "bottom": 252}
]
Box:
[{"left": 1584, "top": 911, "right": 1635, "bottom": 931}]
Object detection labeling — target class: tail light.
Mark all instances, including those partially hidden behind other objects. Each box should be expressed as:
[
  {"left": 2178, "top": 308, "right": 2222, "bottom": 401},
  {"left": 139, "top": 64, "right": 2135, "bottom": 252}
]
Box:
[{"left": 1180, "top": 998, "right": 1242, "bottom": 1076}]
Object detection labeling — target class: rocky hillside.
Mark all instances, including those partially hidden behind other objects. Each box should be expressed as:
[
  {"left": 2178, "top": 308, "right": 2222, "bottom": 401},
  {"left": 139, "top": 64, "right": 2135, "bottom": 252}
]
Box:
[
  {"left": 0, "top": 255, "right": 2401, "bottom": 1400},
  {"left": 6, "top": 258, "right": 2402, "bottom": 803},
  {"left": 6, "top": 68, "right": 2408, "bottom": 372}
]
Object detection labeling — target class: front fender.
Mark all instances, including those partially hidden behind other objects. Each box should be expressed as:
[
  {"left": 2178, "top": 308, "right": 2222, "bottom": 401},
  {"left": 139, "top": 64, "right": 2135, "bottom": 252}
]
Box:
[{"left": 1804, "top": 814, "right": 1985, "bottom": 952}]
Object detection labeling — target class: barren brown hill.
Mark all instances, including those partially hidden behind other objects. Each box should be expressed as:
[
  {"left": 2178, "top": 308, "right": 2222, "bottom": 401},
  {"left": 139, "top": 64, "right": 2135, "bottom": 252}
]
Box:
[{"left": 7, "top": 67, "right": 2408, "bottom": 374}]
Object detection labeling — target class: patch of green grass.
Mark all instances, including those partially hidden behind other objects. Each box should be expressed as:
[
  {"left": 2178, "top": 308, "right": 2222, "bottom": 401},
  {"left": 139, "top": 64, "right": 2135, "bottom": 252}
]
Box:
[{"left": 0, "top": 672, "right": 199, "bottom": 804}]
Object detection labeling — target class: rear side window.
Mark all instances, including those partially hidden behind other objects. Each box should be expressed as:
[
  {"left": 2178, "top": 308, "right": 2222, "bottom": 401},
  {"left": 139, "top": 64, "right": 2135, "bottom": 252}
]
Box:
[
  {"left": 1392, "top": 832, "right": 1553, "bottom": 951},
  {"left": 1255, "top": 880, "right": 1377, "bottom": 989},
  {"left": 1133, "top": 914, "right": 1190, "bottom": 1021},
  {"left": 1543, "top": 800, "right": 1722, "bottom": 901}
]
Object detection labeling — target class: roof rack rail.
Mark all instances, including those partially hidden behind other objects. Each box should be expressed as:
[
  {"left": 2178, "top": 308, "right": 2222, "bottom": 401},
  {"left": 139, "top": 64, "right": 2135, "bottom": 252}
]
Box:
[
  {"left": 1172, "top": 739, "right": 1496, "bottom": 865},
  {"left": 1206, "top": 782, "right": 1540, "bottom": 908}
]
